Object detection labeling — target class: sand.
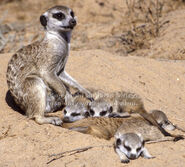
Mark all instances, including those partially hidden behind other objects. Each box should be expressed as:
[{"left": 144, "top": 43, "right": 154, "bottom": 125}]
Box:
[{"left": 0, "top": 0, "right": 185, "bottom": 166}]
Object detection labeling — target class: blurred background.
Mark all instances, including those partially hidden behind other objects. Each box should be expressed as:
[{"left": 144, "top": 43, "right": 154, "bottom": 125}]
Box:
[{"left": 0, "top": 0, "right": 185, "bottom": 59}]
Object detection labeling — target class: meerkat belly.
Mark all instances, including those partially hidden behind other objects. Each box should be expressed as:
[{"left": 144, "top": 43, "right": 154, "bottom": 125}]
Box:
[{"left": 45, "top": 89, "right": 63, "bottom": 112}]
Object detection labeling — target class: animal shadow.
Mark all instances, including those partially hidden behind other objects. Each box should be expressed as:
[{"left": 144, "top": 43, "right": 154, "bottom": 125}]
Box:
[{"left": 5, "top": 90, "right": 25, "bottom": 115}]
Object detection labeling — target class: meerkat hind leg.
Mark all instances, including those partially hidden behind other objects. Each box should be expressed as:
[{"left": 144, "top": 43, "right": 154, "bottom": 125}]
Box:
[{"left": 24, "top": 76, "right": 62, "bottom": 126}]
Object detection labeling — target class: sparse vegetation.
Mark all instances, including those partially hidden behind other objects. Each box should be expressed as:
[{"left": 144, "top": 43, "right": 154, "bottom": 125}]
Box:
[{"left": 120, "top": 0, "right": 185, "bottom": 54}]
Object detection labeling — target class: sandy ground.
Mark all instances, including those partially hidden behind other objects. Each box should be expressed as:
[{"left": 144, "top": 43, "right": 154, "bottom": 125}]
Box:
[
  {"left": 0, "top": 50, "right": 185, "bottom": 167},
  {"left": 0, "top": 0, "right": 185, "bottom": 167}
]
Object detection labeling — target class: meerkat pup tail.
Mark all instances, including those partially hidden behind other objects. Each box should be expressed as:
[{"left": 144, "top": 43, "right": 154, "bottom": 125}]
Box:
[{"left": 114, "top": 132, "right": 154, "bottom": 163}]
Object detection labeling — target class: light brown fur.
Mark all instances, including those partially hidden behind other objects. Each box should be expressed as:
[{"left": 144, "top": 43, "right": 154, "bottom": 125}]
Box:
[
  {"left": 62, "top": 116, "right": 182, "bottom": 141},
  {"left": 89, "top": 90, "right": 175, "bottom": 137}
]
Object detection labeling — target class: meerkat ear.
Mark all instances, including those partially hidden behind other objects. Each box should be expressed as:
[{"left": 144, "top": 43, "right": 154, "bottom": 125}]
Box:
[
  {"left": 40, "top": 15, "right": 47, "bottom": 27},
  {"left": 65, "top": 92, "right": 74, "bottom": 105}
]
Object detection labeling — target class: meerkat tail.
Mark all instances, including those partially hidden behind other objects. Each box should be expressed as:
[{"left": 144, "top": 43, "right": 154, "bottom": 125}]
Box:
[{"left": 146, "top": 136, "right": 182, "bottom": 144}]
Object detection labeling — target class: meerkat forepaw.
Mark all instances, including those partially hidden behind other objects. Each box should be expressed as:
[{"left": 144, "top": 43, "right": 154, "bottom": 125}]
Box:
[
  {"left": 50, "top": 117, "right": 63, "bottom": 126},
  {"left": 121, "top": 159, "right": 130, "bottom": 163},
  {"left": 141, "top": 148, "right": 154, "bottom": 159}
]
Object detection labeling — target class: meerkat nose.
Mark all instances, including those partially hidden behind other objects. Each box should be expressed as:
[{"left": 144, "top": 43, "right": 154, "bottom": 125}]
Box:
[
  {"left": 129, "top": 153, "right": 136, "bottom": 159},
  {"left": 69, "top": 19, "right": 76, "bottom": 27},
  {"left": 63, "top": 117, "right": 70, "bottom": 122}
]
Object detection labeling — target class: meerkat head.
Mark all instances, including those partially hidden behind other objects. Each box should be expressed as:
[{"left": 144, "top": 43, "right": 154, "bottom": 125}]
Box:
[
  {"left": 63, "top": 92, "right": 90, "bottom": 122},
  {"left": 150, "top": 110, "right": 175, "bottom": 131},
  {"left": 63, "top": 104, "right": 90, "bottom": 122},
  {"left": 40, "top": 6, "right": 77, "bottom": 33},
  {"left": 89, "top": 99, "right": 113, "bottom": 117},
  {"left": 115, "top": 133, "right": 153, "bottom": 163}
]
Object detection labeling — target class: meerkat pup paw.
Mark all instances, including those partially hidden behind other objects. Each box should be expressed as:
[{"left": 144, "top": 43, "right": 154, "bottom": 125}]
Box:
[
  {"left": 141, "top": 148, "right": 155, "bottom": 159},
  {"left": 35, "top": 116, "right": 63, "bottom": 126}
]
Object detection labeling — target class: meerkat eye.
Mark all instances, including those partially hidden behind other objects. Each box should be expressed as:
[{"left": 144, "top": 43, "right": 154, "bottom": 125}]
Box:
[
  {"left": 100, "top": 110, "right": 107, "bottom": 116},
  {"left": 164, "top": 120, "right": 170, "bottom": 125},
  {"left": 90, "top": 109, "right": 95, "bottom": 116},
  {"left": 116, "top": 138, "right": 121, "bottom": 147},
  {"left": 136, "top": 147, "right": 142, "bottom": 152},
  {"left": 124, "top": 144, "right": 131, "bottom": 151},
  {"left": 70, "top": 11, "right": 74, "bottom": 17},
  {"left": 53, "top": 12, "right": 65, "bottom": 20},
  {"left": 71, "top": 113, "right": 81, "bottom": 117},
  {"left": 64, "top": 109, "right": 67, "bottom": 115}
]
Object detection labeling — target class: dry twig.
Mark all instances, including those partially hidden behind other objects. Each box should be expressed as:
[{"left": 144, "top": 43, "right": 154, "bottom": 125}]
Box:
[{"left": 47, "top": 145, "right": 112, "bottom": 164}]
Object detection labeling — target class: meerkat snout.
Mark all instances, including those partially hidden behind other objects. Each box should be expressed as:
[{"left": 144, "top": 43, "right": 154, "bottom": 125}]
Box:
[
  {"left": 115, "top": 133, "right": 154, "bottom": 163},
  {"left": 40, "top": 6, "right": 77, "bottom": 32}
]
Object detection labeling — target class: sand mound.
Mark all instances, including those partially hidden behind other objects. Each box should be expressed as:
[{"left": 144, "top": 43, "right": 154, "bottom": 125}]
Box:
[{"left": 0, "top": 50, "right": 185, "bottom": 167}]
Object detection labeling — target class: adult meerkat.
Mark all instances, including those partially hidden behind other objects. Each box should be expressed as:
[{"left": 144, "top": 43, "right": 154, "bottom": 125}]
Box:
[
  {"left": 62, "top": 110, "right": 184, "bottom": 140},
  {"left": 115, "top": 133, "right": 153, "bottom": 163},
  {"left": 6, "top": 6, "right": 91, "bottom": 125}
]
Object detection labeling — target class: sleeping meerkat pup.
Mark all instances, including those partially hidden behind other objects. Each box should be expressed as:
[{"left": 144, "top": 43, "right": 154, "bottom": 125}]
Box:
[
  {"left": 63, "top": 93, "right": 91, "bottom": 122},
  {"left": 115, "top": 133, "right": 154, "bottom": 163},
  {"left": 88, "top": 90, "right": 176, "bottom": 137},
  {"left": 63, "top": 89, "right": 113, "bottom": 123},
  {"left": 6, "top": 6, "right": 91, "bottom": 125},
  {"left": 62, "top": 110, "right": 184, "bottom": 141},
  {"left": 150, "top": 110, "right": 185, "bottom": 132}
]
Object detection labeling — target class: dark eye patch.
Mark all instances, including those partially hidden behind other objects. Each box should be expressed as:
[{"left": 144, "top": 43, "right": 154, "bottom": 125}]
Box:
[
  {"left": 116, "top": 138, "right": 121, "bottom": 147},
  {"left": 100, "top": 110, "right": 107, "bottom": 116},
  {"left": 136, "top": 147, "right": 142, "bottom": 152},
  {"left": 124, "top": 144, "right": 131, "bottom": 151},
  {"left": 164, "top": 120, "right": 170, "bottom": 125},
  {"left": 53, "top": 12, "right": 65, "bottom": 20},
  {"left": 70, "top": 11, "right": 74, "bottom": 17},
  {"left": 90, "top": 109, "right": 95, "bottom": 116},
  {"left": 71, "top": 113, "right": 81, "bottom": 117},
  {"left": 64, "top": 109, "right": 67, "bottom": 115}
]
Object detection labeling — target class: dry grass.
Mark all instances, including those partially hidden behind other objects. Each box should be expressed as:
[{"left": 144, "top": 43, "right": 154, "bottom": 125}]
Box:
[{"left": 120, "top": 0, "right": 185, "bottom": 54}]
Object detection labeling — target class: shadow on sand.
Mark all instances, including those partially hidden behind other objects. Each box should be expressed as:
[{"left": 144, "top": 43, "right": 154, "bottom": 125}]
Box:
[{"left": 5, "top": 90, "right": 25, "bottom": 115}]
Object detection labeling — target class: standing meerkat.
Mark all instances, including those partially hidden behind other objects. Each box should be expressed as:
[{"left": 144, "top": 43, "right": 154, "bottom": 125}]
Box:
[{"left": 6, "top": 6, "right": 91, "bottom": 126}]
